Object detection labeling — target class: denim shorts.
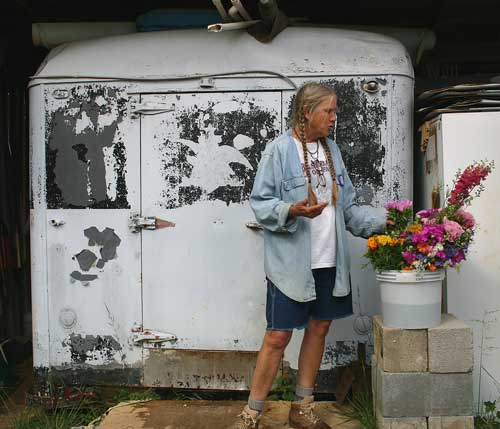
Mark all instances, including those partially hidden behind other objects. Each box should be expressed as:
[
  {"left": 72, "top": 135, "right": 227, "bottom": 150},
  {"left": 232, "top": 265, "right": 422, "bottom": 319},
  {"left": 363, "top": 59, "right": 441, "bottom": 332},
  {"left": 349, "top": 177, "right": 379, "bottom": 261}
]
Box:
[{"left": 266, "top": 267, "right": 353, "bottom": 331}]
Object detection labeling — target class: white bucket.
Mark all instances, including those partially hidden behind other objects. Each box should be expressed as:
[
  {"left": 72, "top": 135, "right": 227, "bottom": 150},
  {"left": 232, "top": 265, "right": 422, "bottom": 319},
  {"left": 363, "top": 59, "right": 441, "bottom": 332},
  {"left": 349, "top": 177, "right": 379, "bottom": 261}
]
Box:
[{"left": 376, "top": 270, "right": 445, "bottom": 329}]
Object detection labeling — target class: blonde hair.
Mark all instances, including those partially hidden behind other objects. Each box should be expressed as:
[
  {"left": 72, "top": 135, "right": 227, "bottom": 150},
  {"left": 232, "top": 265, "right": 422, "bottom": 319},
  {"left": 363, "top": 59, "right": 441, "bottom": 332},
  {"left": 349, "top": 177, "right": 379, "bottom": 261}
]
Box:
[
  {"left": 289, "top": 82, "right": 337, "bottom": 129},
  {"left": 290, "top": 82, "right": 339, "bottom": 206}
]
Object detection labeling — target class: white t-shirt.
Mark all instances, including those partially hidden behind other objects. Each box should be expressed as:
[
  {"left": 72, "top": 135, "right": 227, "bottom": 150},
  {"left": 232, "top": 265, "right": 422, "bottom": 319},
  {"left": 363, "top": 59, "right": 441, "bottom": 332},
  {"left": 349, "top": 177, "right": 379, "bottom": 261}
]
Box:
[{"left": 293, "top": 138, "right": 336, "bottom": 269}]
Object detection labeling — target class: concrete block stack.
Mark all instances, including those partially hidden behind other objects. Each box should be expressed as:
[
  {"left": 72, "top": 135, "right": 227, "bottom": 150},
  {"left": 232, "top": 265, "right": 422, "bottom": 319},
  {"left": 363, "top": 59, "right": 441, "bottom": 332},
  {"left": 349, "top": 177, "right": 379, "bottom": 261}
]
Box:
[{"left": 372, "top": 314, "right": 474, "bottom": 429}]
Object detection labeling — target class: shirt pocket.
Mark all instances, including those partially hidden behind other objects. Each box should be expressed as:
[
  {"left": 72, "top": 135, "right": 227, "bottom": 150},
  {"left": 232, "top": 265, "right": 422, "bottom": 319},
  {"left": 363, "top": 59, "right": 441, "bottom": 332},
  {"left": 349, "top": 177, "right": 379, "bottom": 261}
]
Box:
[{"left": 282, "top": 176, "right": 307, "bottom": 201}]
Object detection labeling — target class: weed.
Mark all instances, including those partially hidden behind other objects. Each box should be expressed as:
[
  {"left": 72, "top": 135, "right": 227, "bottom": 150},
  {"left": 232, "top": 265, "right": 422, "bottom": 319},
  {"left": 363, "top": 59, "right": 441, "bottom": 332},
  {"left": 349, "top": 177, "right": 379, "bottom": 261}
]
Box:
[
  {"left": 476, "top": 400, "right": 500, "bottom": 429},
  {"left": 10, "top": 404, "right": 102, "bottom": 429},
  {"left": 267, "top": 374, "right": 295, "bottom": 401}
]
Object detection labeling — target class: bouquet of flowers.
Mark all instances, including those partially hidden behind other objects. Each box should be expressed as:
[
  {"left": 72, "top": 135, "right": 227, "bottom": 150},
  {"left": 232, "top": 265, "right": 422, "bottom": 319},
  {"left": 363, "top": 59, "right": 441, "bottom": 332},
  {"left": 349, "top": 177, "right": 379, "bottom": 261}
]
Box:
[{"left": 365, "top": 160, "right": 494, "bottom": 272}]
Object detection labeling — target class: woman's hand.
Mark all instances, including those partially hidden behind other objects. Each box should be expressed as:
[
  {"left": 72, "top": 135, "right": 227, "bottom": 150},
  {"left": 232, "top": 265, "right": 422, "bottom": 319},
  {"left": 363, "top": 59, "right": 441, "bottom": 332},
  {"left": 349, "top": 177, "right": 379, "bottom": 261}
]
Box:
[{"left": 289, "top": 199, "right": 328, "bottom": 219}]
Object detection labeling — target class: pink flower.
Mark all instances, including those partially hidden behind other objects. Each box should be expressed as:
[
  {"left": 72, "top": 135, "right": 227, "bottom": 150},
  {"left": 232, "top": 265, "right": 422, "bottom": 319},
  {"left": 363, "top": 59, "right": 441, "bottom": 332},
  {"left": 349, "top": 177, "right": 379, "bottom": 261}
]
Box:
[
  {"left": 456, "top": 209, "right": 475, "bottom": 229},
  {"left": 384, "top": 199, "right": 412, "bottom": 212},
  {"left": 443, "top": 217, "right": 464, "bottom": 242},
  {"left": 417, "top": 208, "right": 442, "bottom": 218}
]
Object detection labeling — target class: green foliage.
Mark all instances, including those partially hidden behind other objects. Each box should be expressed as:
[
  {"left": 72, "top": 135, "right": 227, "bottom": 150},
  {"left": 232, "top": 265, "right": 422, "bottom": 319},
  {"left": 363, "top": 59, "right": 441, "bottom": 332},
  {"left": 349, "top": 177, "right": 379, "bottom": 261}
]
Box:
[
  {"left": 112, "top": 387, "right": 160, "bottom": 403},
  {"left": 267, "top": 374, "right": 295, "bottom": 401},
  {"left": 476, "top": 400, "right": 500, "bottom": 429},
  {"left": 343, "top": 390, "right": 376, "bottom": 429},
  {"left": 10, "top": 405, "right": 102, "bottom": 429}
]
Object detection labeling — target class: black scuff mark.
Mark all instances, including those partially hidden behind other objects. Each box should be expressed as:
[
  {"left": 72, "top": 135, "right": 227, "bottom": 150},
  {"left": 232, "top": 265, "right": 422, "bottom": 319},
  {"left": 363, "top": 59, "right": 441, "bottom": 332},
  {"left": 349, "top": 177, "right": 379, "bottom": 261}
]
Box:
[
  {"left": 73, "top": 249, "right": 97, "bottom": 271},
  {"left": 45, "top": 85, "right": 130, "bottom": 209},
  {"left": 62, "top": 334, "right": 122, "bottom": 364},
  {"left": 70, "top": 271, "right": 98, "bottom": 282},
  {"left": 160, "top": 97, "right": 280, "bottom": 208}
]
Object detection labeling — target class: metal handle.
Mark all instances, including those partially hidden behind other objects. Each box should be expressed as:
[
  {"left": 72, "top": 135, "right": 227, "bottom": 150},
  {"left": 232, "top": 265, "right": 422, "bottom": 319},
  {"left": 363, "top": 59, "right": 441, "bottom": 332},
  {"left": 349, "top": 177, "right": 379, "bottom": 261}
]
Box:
[{"left": 246, "top": 221, "right": 263, "bottom": 230}]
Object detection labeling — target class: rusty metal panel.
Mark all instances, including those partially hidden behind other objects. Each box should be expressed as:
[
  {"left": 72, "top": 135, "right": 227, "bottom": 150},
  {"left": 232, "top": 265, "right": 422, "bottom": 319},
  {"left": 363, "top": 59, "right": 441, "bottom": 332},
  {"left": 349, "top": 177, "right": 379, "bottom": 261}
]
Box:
[{"left": 144, "top": 349, "right": 257, "bottom": 390}]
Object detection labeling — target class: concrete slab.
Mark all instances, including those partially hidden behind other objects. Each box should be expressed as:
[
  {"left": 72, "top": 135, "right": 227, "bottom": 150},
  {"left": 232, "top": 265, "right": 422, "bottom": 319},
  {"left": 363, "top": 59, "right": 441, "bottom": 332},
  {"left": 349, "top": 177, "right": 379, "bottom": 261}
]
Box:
[{"left": 98, "top": 400, "right": 363, "bottom": 429}]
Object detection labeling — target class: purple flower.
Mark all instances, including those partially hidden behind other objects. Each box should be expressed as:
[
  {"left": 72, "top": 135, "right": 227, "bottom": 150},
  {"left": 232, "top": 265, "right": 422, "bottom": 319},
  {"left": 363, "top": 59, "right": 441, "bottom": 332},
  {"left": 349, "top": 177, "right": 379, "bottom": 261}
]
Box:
[
  {"left": 412, "top": 224, "right": 445, "bottom": 246},
  {"left": 385, "top": 199, "right": 413, "bottom": 212},
  {"left": 402, "top": 251, "right": 417, "bottom": 264}
]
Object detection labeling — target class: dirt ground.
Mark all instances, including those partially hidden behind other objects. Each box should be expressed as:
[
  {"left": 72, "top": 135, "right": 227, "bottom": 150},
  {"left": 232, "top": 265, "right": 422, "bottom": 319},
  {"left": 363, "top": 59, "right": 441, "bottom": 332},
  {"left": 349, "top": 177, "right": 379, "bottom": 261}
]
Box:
[{"left": 97, "top": 399, "right": 362, "bottom": 429}]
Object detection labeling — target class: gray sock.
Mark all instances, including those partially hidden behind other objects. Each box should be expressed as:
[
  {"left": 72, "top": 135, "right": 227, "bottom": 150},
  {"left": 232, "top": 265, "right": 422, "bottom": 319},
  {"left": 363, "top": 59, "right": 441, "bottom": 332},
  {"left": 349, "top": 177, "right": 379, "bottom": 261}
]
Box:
[
  {"left": 248, "top": 396, "right": 265, "bottom": 413},
  {"left": 294, "top": 384, "right": 314, "bottom": 402}
]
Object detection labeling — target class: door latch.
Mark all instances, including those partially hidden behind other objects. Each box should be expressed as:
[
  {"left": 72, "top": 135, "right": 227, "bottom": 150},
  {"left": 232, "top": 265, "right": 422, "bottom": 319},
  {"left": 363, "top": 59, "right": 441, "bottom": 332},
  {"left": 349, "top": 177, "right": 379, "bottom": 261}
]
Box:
[{"left": 129, "top": 213, "right": 175, "bottom": 233}]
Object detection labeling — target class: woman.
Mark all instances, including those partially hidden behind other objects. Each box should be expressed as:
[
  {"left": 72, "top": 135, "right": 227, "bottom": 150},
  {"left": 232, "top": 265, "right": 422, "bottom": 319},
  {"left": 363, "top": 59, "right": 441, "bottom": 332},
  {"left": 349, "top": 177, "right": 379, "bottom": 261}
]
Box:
[{"left": 229, "top": 82, "right": 386, "bottom": 429}]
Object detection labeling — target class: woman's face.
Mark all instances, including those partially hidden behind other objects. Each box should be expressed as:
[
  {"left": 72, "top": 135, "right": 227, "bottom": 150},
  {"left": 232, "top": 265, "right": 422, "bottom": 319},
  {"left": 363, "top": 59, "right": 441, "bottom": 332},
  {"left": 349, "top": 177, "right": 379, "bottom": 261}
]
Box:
[{"left": 304, "top": 95, "right": 337, "bottom": 140}]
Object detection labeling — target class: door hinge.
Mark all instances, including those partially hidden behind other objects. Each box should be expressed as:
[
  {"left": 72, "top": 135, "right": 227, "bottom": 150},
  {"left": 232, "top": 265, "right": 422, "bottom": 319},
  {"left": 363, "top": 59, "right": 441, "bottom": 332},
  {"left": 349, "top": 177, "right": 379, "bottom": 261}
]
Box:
[
  {"left": 129, "top": 213, "right": 175, "bottom": 233},
  {"left": 129, "top": 100, "right": 175, "bottom": 117},
  {"left": 132, "top": 325, "right": 177, "bottom": 348}
]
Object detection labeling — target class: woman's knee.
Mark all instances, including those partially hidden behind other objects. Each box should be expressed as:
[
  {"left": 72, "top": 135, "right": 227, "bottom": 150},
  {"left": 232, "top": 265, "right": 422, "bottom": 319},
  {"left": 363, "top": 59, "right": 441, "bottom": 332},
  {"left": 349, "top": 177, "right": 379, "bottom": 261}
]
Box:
[
  {"left": 263, "top": 330, "right": 292, "bottom": 351},
  {"left": 307, "top": 320, "right": 332, "bottom": 338}
]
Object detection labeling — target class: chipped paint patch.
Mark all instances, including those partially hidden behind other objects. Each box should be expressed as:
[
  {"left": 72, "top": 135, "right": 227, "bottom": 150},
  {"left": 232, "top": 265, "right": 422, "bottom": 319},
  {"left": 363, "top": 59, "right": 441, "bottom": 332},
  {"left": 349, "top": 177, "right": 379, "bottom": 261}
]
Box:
[
  {"left": 45, "top": 84, "right": 130, "bottom": 208},
  {"left": 70, "top": 271, "right": 98, "bottom": 283},
  {"left": 73, "top": 249, "right": 97, "bottom": 271},
  {"left": 62, "top": 334, "right": 122, "bottom": 364}
]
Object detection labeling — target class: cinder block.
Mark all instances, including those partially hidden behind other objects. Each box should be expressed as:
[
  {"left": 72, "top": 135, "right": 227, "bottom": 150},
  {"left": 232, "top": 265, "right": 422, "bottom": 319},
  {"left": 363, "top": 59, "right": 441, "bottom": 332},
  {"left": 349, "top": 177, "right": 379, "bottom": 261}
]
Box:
[
  {"left": 377, "top": 411, "right": 427, "bottom": 429},
  {"left": 430, "top": 373, "right": 474, "bottom": 416},
  {"left": 376, "top": 363, "right": 431, "bottom": 417},
  {"left": 428, "top": 314, "right": 473, "bottom": 373},
  {"left": 428, "top": 416, "right": 474, "bottom": 429},
  {"left": 373, "top": 315, "right": 428, "bottom": 372}
]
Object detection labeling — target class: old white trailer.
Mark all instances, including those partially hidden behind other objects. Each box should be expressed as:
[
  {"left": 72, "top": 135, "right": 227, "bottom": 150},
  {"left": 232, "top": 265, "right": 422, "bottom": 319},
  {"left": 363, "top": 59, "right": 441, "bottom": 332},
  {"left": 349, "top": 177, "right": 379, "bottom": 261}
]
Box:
[{"left": 29, "top": 26, "right": 413, "bottom": 389}]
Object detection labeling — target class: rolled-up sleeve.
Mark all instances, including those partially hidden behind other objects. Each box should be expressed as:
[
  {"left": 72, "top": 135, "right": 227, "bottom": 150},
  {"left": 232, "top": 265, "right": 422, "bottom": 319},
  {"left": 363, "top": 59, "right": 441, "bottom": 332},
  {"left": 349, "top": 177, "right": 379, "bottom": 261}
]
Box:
[{"left": 250, "top": 150, "right": 298, "bottom": 233}]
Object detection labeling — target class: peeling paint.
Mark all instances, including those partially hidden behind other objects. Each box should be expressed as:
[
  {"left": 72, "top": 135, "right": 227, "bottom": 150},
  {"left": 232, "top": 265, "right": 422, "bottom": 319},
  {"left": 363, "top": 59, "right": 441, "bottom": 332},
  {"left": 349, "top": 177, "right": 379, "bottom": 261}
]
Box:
[
  {"left": 45, "top": 85, "right": 130, "bottom": 208},
  {"left": 62, "top": 334, "right": 122, "bottom": 364},
  {"left": 322, "top": 340, "right": 358, "bottom": 366},
  {"left": 157, "top": 94, "right": 280, "bottom": 208}
]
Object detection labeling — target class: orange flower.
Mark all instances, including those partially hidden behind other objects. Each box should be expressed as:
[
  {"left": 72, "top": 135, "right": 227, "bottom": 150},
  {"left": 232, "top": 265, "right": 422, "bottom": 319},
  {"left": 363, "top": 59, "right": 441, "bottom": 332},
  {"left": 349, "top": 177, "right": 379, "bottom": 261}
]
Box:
[
  {"left": 367, "top": 236, "right": 378, "bottom": 251},
  {"left": 402, "top": 266, "right": 414, "bottom": 271},
  {"left": 428, "top": 264, "right": 437, "bottom": 271},
  {"left": 417, "top": 243, "right": 431, "bottom": 254}
]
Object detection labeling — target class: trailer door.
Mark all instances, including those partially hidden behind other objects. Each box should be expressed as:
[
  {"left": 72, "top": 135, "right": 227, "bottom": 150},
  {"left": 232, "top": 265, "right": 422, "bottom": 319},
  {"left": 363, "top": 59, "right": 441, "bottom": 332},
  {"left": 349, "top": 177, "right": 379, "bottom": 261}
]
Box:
[{"left": 140, "top": 91, "right": 282, "bottom": 389}]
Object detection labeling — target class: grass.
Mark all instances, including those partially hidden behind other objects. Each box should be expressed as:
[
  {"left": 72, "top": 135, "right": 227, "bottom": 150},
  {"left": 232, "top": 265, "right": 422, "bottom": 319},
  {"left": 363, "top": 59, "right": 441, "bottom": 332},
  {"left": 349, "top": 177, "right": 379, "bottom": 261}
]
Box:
[
  {"left": 10, "top": 405, "right": 103, "bottom": 429},
  {"left": 342, "top": 390, "right": 376, "bottom": 429}
]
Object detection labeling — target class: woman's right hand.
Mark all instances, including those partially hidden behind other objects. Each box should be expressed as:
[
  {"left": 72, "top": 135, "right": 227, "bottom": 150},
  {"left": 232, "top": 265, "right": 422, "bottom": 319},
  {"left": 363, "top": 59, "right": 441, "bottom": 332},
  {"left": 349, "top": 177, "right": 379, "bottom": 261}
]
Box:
[{"left": 289, "top": 199, "right": 328, "bottom": 219}]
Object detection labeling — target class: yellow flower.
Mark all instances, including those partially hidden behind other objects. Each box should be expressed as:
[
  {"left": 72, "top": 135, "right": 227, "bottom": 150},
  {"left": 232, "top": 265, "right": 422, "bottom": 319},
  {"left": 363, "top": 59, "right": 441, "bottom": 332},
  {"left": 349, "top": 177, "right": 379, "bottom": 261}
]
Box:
[
  {"left": 377, "top": 235, "right": 390, "bottom": 246},
  {"left": 407, "top": 223, "right": 423, "bottom": 233}
]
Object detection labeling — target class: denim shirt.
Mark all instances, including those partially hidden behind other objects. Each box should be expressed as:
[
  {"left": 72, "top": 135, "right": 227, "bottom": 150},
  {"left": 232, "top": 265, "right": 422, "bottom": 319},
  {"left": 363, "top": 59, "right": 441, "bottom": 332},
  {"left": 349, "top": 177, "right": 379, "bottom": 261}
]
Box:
[{"left": 250, "top": 130, "right": 386, "bottom": 302}]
